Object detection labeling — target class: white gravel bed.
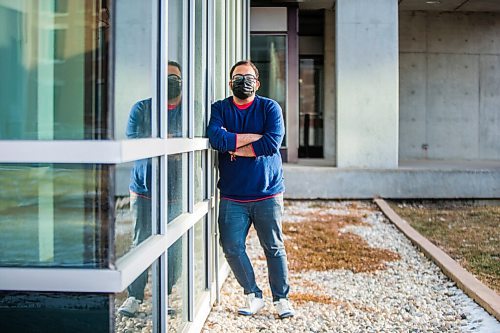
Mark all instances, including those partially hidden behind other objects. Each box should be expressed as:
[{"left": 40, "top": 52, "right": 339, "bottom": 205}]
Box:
[{"left": 202, "top": 200, "right": 500, "bottom": 333}]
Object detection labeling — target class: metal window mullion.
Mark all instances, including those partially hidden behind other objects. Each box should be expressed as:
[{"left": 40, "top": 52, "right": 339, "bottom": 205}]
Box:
[
  {"left": 188, "top": 0, "right": 195, "bottom": 139},
  {"left": 151, "top": 0, "right": 159, "bottom": 139},
  {"left": 245, "top": 0, "right": 250, "bottom": 58},
  {"left": 116, "top": 234, "right": 167, "bottom": 288},
  {"left": 213, "top": 151, "right": 221, "bottom": 302},
  {"left": 151, "top": 1, "right": 160, "bottom": 328},
  {"left": 205, "top": 0, "right": 214, "bottom": 294},
  {"left": 0, "top": 139, "right": 207, "bottom": 163},
  {"left": 202, "top": 0, "right": 207, "bottom": 138},
  {"left": 151, "top": 0, "right": 160, "bottom": 237},
  {"left": 159, "top": 0, "right": 168, "bottom": 140},
  {"left": 225, "top": 0, "right": 230, "bottom": 95},
  {"left": 203, "top": 151, "right": 210, "bottom": 290},
  {"left": 108, "top": 0, "right": 116, "bottom": 139},
  {"left": 207, "top": 0, "right": 214, "bottom": 105},
  {"left": 184, "top": 292, "right": 212, "bottom": 333},
  {"left": 0, "top": 267, "right": 122, "bottom": 293},
  {"left": 159, "top": 253, "right": 167, "bottom": 333},
  {"left": 189, "top": 151, "right": 194, "bottom": 214},
  {"left": 158, "top": 0, "right": 168, "bottom": 331},
  {"left": 0, "top": 234, "right": 167, "bottom": 293},
  {"left": 187, "top": 225, "right": 195, "bottom": 322},
  {"left": 236, "top": 0, "right": 240, "bottom": 60}
]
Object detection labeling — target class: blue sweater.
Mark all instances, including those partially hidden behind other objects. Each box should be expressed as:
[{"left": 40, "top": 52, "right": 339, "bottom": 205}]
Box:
[
  {"left": 126, "top": 98, "right": 182, "bottom": 197},
  {"left": 207, "top": 95, "right": 285, "bottom": 201}
]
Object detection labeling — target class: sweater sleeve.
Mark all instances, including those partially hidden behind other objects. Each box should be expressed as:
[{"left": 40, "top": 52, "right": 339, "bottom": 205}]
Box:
[
  {"left": 207, "top": 101, "right": 237, "bottom": 153},
  {"left": 126, "top": 101, "right": 141, "bottom": 139},
  {"left": 251, "top": 100, "right": 285, "bottom": 157}
]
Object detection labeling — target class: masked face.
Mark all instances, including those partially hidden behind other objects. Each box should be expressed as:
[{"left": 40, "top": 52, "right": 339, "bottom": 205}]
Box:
[
  {"left": 168, "top": 74, "right": 182, "bottom": 100},
  {"left": 231, "top": 74, "right": 257, "bottom": 100}
]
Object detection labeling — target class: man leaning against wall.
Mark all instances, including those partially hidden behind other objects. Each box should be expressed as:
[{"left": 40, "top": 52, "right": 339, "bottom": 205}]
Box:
[{"left": 207, "top": 60, "right": 295, "bottom": 319}]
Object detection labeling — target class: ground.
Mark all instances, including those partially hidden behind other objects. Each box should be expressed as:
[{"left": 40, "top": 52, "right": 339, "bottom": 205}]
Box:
[
  {"left": 202, "top": 200, "right": 499, "bottom": 333},
  {"left": 388, "top": 200, "right": 500, "bottom": 293}
]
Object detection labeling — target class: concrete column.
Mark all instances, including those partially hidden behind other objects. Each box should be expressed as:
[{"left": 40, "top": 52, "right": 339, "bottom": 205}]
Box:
[
  {"left": 323, "top": 9, "right": 336, "bottom": 162},
  {"left": 336, "top": 0, "right": 399, "bottom": 168}
]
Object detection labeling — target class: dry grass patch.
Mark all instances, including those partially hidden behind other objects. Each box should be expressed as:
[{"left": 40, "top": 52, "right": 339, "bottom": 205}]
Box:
[
  {"left": 283, "top": 211, "right": 400, "bottom": 273},
  {"left": 290, "top": 292, "right": 338, "bottom": 305},
  {"left": 389, "top": 200, "right": 500, "bottom": 293}
]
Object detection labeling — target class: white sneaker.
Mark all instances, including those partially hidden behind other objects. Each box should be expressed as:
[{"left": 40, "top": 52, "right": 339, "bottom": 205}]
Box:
[
  {"left": 118, "top": 296, "right": 141, "bottom": 317},
  {"left": 274, "top": 298, "right": 295, "bottom": 319},
  {"left": 238, "top": 293, "right": 265, "bottom": 316}
]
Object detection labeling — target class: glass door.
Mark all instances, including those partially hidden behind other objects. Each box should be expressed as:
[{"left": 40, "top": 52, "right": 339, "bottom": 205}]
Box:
[
  {"left": 250, "top": 34, "right": 287, "bottom": 146},
  {"left": 299, "top": 56, "right": 324, "bottom": 158}
]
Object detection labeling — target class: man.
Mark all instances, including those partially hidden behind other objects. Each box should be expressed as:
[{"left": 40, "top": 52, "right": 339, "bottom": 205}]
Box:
[
  {"left": 207, "top": 60, "right": 295, "bottom": 319},
  {"left": 118, "top": 61, "right": 183, "bottom": 317}
]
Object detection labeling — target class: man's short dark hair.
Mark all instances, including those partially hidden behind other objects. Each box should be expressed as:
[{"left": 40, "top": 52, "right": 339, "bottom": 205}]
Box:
[
  {"left": 230, "top": 60, "right": 259, "bottom": 79},
  {"left": 168, "top": 60, "right": 182, "bottom": 72}
]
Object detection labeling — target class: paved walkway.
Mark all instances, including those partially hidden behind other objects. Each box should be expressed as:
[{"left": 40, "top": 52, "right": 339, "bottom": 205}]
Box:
[{"left": 202, "top": 201, "right": 499, "bottom": 333}]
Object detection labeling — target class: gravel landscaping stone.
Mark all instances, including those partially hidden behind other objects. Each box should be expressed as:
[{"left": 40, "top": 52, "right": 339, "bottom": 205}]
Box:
[{"left": 202, "top": 200, "right": 500, "bottom": 333}]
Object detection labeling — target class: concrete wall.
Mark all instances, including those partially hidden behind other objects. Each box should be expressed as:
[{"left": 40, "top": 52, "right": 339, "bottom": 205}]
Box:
[
  {"left": 336, "top": 0, "right": 399, "bottom": 168},
  {"left": 323, "top": 9, "right": 336, "bottom": 162},
  {"left": 284, "top": 164, "right": 500, "bottom": 199},
  {"left": 399, "top": 11, "right": 500, "bottom": 161}
]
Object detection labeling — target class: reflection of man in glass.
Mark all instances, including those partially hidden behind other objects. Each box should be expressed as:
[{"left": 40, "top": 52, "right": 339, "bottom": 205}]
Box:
[
  {"left": 207, "top": 60, "right": 295, "bottom": 319},
  {"left": 118, "top": 61, "right": 183, "bottom": 317}
]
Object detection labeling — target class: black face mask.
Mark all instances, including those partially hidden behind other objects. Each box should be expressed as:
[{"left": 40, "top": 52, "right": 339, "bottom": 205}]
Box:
[
  {"left": 231, "top": 74, "right": 256, "bottom": 100},
  {"left": 168, "top": 74, "right": 182, "bottom": 99}
]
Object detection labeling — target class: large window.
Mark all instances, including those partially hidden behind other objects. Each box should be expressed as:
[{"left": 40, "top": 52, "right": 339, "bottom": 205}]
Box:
[
  {"left": 250, "top": 35, "right": 287, "bottom": 145},
  {"left": 0, "top": 0, "right": 248, "bottom": 332},
  {"left": 194, "top": 0, "right": 207, "bottom": 137},
  {"left": 0, "top": 0, "right": 110, "bottom": 140},
  {"left": 0, "top": 163, "right": 112, "bottom": 268},
  {"left": 0, "top": 291, "right": 112, "bottom": 333},
  {"left": 167, "top": 0, "right": 187, "bottom": 138},
  {"left": 299, "top": 57, "right": 324, "bottom": 158}
]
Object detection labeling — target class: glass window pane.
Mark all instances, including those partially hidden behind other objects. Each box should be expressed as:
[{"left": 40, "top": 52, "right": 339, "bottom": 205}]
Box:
[
  {"left": 0, "top": 0, "right": 110, "bottom": 140},
  {"left": 194, "top": 219, "right": 206, "bottom": 314},
  {"left": 0, "top": 291, "right": 110, "bottom": 333},
  {"left": 115, "top": 0, "right": 154, "bottom": 140},
  {"left": 0, "top": 164, "right": 112, "bottom": 268},
  {"left": 214, "top": 0, "right": 226, "bottom": 100},
  {"left": 250, "top": 35, "right": 287, "bottom": 145},
  {"left": 115, "top": 260, "right": 158, "bottom": 333},
  {"left": 115, "top": 159, "right": 159, "bottom": 260},
  {"left": 194, "top": 0, "right": 206, "bottom": 137},
  {"left": 167, "top": 234, "right": 187, "bottom": 332},
  {"left": 299, "top": 57, "right": 324, "bottom": 158},
  {"left": 194, "top": 151, "right": 205, "bottom": 204},
  {"left": 168, "top": 0, "right": 186, "bottom": 138},
  {"left": 168, "top": 154, "right": 187, "bottom": 223}
]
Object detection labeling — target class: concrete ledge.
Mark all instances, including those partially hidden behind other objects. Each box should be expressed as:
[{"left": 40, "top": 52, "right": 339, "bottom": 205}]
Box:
[
  {"left": 283, "top": 164, "right": 500, "bottom": 199},
  {"left": 374, "top": 198, "right": 500, "bottom": 321}
]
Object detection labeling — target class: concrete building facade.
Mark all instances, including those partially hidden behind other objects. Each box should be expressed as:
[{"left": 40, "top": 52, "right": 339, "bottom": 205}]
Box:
[{"left": 251, "top": 0, "right": 500, "bottom": 199}]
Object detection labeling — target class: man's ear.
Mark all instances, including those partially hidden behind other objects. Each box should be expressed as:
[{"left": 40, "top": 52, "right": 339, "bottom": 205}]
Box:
[
  {"left": 228, "top": 80, "right": 233, "bottom": 90},
  {"left": 255, "top": 80, "right": 260, "bottom": 91}
]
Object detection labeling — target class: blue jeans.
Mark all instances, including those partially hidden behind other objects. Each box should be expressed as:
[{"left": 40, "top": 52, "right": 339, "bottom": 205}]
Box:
[
  {"left": 127, "top": 192, "right": 182, "bottom": 301},
  {"left": 218, "top": 195, "right": 290, "bottom": 301}
]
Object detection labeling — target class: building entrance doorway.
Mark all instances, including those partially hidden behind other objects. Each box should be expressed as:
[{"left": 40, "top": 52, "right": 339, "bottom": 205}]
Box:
[{"left": 299, "top": 56, "right": 324, "bottom": 158}]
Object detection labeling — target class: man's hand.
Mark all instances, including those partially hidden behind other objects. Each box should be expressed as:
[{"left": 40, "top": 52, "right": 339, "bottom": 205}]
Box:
[
  {"left": 236, "top": 133, "right": 262, "bottom": 148},
  {"left": 232, "top": 144, "right": 256, "bottom": 158}
]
